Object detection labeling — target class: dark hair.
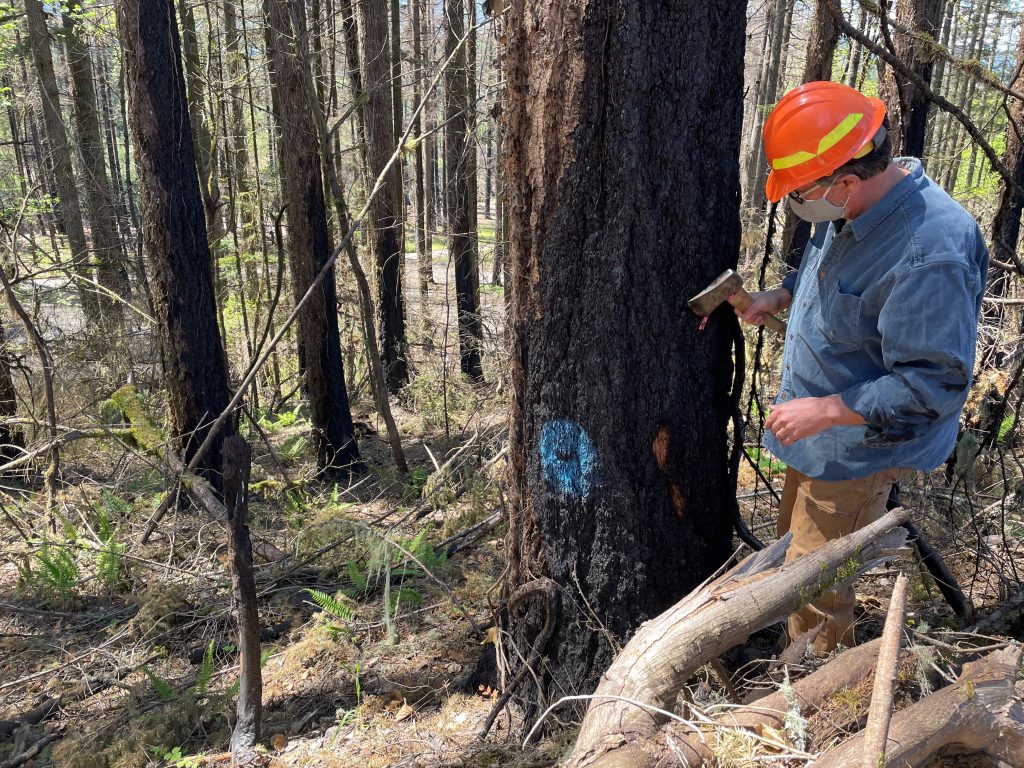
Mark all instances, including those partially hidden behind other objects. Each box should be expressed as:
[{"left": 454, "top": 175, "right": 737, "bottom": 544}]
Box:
[{"left": 825, "top": 117, "right": 893, "bottom": 183}]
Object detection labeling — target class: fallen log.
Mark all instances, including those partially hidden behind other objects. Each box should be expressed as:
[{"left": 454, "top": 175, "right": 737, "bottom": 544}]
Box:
[
  {"left": 659, "top": 637, "right": 904, "bottom": 765},
  {"left": 562, "top": 507, "right": 912, "bottom": 768},
  {"left": 813, "top": 645, "right": 1024, "bottom": 768}
]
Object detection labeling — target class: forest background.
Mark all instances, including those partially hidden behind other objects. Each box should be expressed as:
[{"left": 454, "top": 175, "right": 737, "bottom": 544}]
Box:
[{"left": 2, "top": 0, "right": 1024, "bottom": 766}]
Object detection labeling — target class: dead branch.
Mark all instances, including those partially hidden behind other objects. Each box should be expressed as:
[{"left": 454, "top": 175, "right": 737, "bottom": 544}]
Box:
[
  {"left": 861, "top": 572, "right": 908, "bottom": 768},
  {"left": 814, "top": 645, "right": 1024, "bottom": 768},
  {"left": 562, "top": 507, "right": 912, "bottom": 768},
  {"left": 0, "top": 733, "right": 62, "bottom": 768}
]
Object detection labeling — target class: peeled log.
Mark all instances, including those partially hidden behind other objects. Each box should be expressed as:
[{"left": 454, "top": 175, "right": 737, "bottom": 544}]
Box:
[
  {"left": 813, "top": 645, "right": 1024, "bottom": 768},
  {"left": 566, "top": 508, "right": 911, "bottom": 768}
]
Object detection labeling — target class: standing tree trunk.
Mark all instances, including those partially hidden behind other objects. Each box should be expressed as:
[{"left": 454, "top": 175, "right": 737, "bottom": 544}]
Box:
[
  {"left": 422, "top": 0, "right": 436, "bottom": 284},
  {"left": 264, "top": 0, "right": 361, "bottom": 476},
  {"left": 178, "top": 0, "right": 221, "bottom": 239},
  {"left": 223, "top": 0, "right": 251, "bottom": 241},
  {"left": 780, "top": 0, "right": 840, "bottom": 268},
  {"left": 881, "top": 0, "right": 946, "bottom": 158},
  {"left": 445, "top": 0, "right": 484, "bottom": 381},
  {"left": 63, "top": 4, "right": 131, "bottom": 327},
  {"left": 115, "top": 0, "right": 234, "bottom": 484},
  {"left": 355, "top": 0, "right": 409, "bottom": 393},
  {"left": 988, "top": 13, "right": 1024, "bottom": 310},
  {"left": 501, "top": 0, "right": 744, "bottom": 709},
  {"left": 24, "top": 0, "right": 100, "bottom": 322},
  {"left": 412, "top": 0, "right": 431, "bottom": 321}
]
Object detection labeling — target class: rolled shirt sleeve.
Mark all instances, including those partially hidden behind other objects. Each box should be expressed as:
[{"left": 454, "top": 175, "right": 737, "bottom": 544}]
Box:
[{"left": 839, "top": 260, "right": 979, "bottom": 447}]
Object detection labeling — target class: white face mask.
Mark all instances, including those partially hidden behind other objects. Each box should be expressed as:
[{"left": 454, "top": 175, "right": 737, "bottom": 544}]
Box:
[{"left": 787, "top": 181, "right": 849, "bottom": 223}]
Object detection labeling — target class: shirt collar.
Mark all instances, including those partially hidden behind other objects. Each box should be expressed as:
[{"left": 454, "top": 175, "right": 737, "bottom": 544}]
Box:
[{"left": 847, "top": 157, "right": 924, "bottom": 241}]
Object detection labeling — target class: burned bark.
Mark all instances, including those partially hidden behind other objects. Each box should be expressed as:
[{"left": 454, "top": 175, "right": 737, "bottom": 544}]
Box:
[
  {"left": 115, "top": 0, "right": 233, "bottom": 484},
  {"left": 264, "top": 0, "right": 361, "bottom": 476},
  {"left": 445, "top": 0, "right": 483, "bottom": 381},
  {"left": 501, "top": 0, "right": 745, "bottom": 714},
  {"left": 881, "top": 0, "right": 946, "bottom": 158},
  {"left": 355, "top": 0, "right": 409, "bottom": 393}
]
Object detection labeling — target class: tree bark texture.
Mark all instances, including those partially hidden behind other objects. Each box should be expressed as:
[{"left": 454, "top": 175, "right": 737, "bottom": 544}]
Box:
[
  {"left": 264, "top": 0, "right": 361, "bottom": 475},
  {"left": 223, "top": 436, "right": 262, "bottom": 766},
  {"left": 178, "top": 0, "right": 221, "bottom": 238},
  {"left": 882, "top": 0, "right": 946, "bottom": 158},
  {"left": 115, "top": 0, "right": 233, "bottom": 484},
  {"left": 445, "top": 0, "right": 483, "bottom": 381},
  {"left": 25, "top": 0, "right": 99, "bottom": 322},
  {"left": 501, "top": 0, "right": 745, "bottom": 710},
  {"left": 990, "top": 14, "right": 1024, "bottom": 278},
  {"left": 63, "top": 4, "right": 132, "bottom": 324},
  {"left": 355, "top": 0, "right": 409, "bottom": 393}
]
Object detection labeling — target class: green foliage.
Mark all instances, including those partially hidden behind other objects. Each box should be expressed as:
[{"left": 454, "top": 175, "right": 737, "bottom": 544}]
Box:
[
  {"left": 21, "top": 540, "right": 80, "bottom": 603},
  {"left": 193, "top": 641, "right": 215, "bottom": 697},
  {"left": 305, "top": 588, "right": 355, "bottom": 622},
  {"left": 745, "top": 445, "right": 787, "bottom": 475},
  {"left": 997, "top": 412, "right": 1017, "bottom": 445},
  {"left": 108, "top": 385, "right": 165, "bottom": 451},
  {"left": 142, "top": 666, "right": 176, "bottom": 701},
  {"left": 387, "top": 587, "right": 423, "bottom": 612},
  {"left": 91, "top": 493, "right": 127, "bottom": 588},
  {"left": 279, "top": 434, "right": 309, "bottom": 464}
]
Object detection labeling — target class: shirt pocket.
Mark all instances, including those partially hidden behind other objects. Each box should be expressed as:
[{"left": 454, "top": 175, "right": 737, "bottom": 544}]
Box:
[{"left": 816, "top": 281, "right": 864, "bottom": 350}]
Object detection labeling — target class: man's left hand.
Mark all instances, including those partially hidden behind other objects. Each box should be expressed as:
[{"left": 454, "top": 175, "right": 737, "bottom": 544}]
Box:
[{"left": 766, "top": 394, "right": 866, "bottom": 446}]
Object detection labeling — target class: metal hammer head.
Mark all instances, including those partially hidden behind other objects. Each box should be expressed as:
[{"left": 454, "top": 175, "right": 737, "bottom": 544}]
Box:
[{"left": 688, "top": 269, "right": 743, "bottom": 317}]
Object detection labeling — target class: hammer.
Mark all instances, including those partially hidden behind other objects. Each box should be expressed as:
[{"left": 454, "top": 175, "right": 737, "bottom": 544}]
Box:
[{"left": 688, "top": 269, "right": 787, "bottom": 335}]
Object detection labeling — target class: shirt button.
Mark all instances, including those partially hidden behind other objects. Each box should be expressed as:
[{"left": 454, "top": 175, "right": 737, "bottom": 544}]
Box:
[{"left": 818, "top": 270, "right": 826, "bottom": 278}]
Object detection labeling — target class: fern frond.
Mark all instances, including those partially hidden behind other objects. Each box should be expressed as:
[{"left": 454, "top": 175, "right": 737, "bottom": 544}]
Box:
[
  {"left": 194, "top": 640, "right": 215, "bottom": 696},
  {"left": 143, "top": 666, "right": 176, "bottom": 701},
  {"left": 305, "top": 588, "right": 354, "bottom": 622}
]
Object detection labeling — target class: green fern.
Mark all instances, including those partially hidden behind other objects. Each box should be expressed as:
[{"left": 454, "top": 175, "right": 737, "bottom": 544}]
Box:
[
  {"left": 305, "top": 588, "right": 354, "bottom": 622},
  {"left": 92, "top": 504, "right": 125, "bottom": 587},
  {"left": 143, "top": 666, "right": 176, "bottom": 701},
  {"left": 387, "top": 587, "right": 423, "bottom": 612},
  {"left": 32, "top": 541, "right": 80, "bottom": 601},
  {"left": 344, "top": 560, "right": 368, "bottom": 597},
  {"left": 194, "top": 640, "right": 215, "bottom": 696}
]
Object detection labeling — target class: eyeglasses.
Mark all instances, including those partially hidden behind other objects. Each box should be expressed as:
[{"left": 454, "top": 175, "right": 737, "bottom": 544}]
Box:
[{"left": 788, "top": 182, "right": 826, "bottom": 205}]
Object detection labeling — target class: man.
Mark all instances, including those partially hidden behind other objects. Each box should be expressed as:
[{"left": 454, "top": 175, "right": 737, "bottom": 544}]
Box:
[{"left": 740, "top": 81, "right": 988, "bottom": 654}]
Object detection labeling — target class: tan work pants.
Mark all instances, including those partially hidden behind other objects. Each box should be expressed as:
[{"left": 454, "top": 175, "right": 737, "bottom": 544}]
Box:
[{"left": 778, "top": 466, "right": 905, "bottom": 655}]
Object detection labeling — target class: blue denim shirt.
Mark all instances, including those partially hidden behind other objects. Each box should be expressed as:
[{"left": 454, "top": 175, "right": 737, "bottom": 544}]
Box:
[{"left": 763, "top": 159, "right": 988, "bottom": 480}]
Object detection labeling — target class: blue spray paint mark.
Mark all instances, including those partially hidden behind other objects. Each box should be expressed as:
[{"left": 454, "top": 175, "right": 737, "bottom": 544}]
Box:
[{"left": 539, "top": 419, "right": 599, "bottom": 498}]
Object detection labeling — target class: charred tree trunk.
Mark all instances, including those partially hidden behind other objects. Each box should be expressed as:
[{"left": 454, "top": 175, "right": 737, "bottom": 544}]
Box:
[
  {"left": 445, "top": 0, "right": 483, "bottom": 381},
  {"left": 25, "top": 0, "right": 99, "bottom": 322},
  {"left": 63, "top": 4, "right": 131, "bottom": 326},
  {"left": 0, "top": 315, "right": 23, "bottom": 464},
  {"left": 355, "top": 0, "right": 408, "bottom": 393},
  {"left": 115, "top": 0, "right": 234, "bottom": 484},
  {"left": 264, "top": 0, "right": 361, "bottom": 476},
  {"left": 178, "top": 0, "right": 221, "bottom": 239},
  {"left": 412, "top": 0, "right": 430, "bottom": 318},
  {"left": 501, "top": 0, "right": 744, "bottom": 712},
  {"left": 223, "top": 0, "right": 252, "bottom": 241},
  {"left": 881, "top": 0, "right": 945, "bottom": 158}
]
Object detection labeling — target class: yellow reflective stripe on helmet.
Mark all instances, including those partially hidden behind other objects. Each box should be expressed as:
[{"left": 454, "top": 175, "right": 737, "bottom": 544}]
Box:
[
  {"left": 816, "top": 113, "right": 863, "bottom": 154},
  {"left": 771, "top": 150, "right": 816, "bottom": 170},
  {"left": 770, "top": 112, "right": 865, "bottom": 171}
]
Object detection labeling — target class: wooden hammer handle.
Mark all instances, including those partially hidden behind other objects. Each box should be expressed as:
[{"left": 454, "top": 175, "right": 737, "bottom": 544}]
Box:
[{"left": 727, "top": 287, "right": 787, "bottom": 335}]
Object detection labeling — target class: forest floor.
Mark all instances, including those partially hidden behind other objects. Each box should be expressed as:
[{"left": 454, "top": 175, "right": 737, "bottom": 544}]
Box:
[{"left": 1, "top": 235, "right": 1023, "bottom": 768}]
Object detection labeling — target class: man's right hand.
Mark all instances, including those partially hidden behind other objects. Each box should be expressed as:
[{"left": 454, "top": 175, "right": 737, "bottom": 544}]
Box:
[{"left": 737, "top": 287, "right": 792, "bottom": 327}]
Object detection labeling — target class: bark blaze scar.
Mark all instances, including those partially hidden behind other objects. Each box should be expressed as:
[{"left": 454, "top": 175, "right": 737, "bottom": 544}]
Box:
[{"left": 652, "top": 425, "right": 686, "bottom": 519}]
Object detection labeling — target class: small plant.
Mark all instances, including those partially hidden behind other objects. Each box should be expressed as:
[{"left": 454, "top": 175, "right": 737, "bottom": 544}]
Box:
[
  {"left": 193, "top": 640, "right": 215, "bottom": 697},
  {"left": 745, "top": 445, "right": 787, "bottom": 475},
  {"left": 91, "top": 497, "right": 127, "bottom": 588},
  {"left": 306, "top": 588, "right": 355, "bottom": 622},
  {"left": 142, "top": 665, "right": 176, "bottom": 701},
  {"left": 780, "top": 668, "right": 808, "bottom": 751},
  {"left": 21, "top": 540, "right": 80, "bottom": 604}
]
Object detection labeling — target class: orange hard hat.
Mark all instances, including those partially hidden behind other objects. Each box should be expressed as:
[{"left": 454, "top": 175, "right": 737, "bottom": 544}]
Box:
[{"left": 763, "top": 81, "right": 886, "bottom": 202}]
